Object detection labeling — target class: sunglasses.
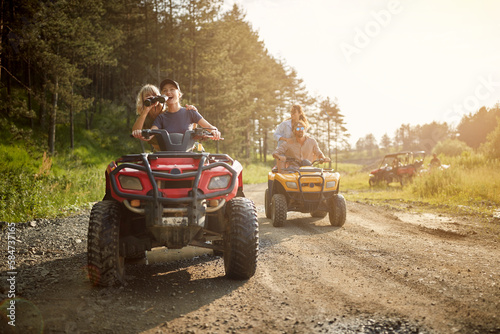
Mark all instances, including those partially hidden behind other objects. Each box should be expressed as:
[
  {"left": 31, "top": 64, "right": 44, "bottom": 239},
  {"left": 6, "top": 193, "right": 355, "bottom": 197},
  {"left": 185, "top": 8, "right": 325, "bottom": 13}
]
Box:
[{"left": 295, "top": 126, "right": 305, "bottom": 131}]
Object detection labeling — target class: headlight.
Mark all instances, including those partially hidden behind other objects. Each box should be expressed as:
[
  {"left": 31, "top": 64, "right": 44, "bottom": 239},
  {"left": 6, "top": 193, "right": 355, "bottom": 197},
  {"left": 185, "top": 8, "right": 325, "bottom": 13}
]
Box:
[
  {"left": 286, "top": 181, "right": 298, "bottom": 189},
  {"left": 118, "top": 175, "right": 143, "bottom": 190},
  {"left": 208, "top": 175, "right": 231, "bottom": 189},
  {"left": 326, "top": 181, "right": 336, "bottom": 188}
]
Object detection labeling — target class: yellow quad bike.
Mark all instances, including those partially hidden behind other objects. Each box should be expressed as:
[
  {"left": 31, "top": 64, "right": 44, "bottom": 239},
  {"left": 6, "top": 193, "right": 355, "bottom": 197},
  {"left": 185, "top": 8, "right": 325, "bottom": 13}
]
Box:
[{"left": 264, "top": 157, "right": 346, "bottom": 227}]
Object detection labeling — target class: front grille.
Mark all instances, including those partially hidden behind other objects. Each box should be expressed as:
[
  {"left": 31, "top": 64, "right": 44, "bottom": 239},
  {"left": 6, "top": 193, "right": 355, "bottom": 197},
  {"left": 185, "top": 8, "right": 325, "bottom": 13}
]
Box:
[
  {"left": 300, "top": 182, "right": 323, "bottom": 188},
  {"left": 157, "top": 180, "right": 194, "bottom": 189}
]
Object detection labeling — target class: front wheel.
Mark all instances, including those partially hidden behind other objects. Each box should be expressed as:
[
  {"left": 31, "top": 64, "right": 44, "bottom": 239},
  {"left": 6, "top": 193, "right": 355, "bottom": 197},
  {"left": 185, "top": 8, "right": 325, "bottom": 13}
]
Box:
[
  {"left": 264, "top": 189, "right": 272, "bottom": 219},
  {"left": 328, "top": 194, "right": 347, "bottom": 227},
  {"left": 224, "top": 197, "right": 259, "bottom": 279},
  {"left": 271, "top": 194, "right": 287, "bottom": 227},
  {"left": 87, "top": 200, "right": 125, "bottom": 287}
]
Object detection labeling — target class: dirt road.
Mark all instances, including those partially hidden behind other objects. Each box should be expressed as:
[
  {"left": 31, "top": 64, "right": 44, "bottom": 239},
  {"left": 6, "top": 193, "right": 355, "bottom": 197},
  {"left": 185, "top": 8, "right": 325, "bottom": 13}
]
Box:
[{"left": 1, "top": 183, "right": 499, "bottom": 333}]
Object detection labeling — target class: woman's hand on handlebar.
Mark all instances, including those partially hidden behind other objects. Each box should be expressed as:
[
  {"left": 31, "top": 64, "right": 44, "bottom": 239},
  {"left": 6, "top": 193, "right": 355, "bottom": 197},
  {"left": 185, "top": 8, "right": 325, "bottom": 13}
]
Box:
[
  {"left": 211, "top": 128, "right": 222, "bottom": 140},
  {"left": 132, "top": 129, "right": 152, "bottom": 141}
]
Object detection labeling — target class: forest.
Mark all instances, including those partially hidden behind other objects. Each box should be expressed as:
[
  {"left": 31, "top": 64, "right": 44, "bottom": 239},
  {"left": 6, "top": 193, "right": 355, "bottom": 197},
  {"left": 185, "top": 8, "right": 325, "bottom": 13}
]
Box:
[
  {"left": 1, "top": 0, "right": 345, "bottom": 160},
  {"left": 2, "top": 0, "right": 500, "bottom": 160}
]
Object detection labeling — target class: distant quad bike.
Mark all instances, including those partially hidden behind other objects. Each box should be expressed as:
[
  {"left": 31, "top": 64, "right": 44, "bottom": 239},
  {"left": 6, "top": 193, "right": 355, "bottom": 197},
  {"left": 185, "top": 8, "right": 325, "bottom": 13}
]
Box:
[
  {"left": 264, "top": 158, "right": 346, "bottom": 227},
  {"left": 369, "top": 151, "right": 426, "bottom": 187},
  {"left": 87, "top": 128, "right": 259, "bottom": 287}
]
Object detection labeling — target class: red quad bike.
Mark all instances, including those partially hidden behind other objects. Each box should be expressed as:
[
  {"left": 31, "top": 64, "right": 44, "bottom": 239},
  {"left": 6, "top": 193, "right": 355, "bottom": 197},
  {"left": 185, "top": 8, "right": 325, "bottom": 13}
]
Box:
[
  {"left": 87, "top": 128, "right": 259, "bottom": 287},
  {"left": 369, "top": 151, "right": 426, "bottom": 187}
]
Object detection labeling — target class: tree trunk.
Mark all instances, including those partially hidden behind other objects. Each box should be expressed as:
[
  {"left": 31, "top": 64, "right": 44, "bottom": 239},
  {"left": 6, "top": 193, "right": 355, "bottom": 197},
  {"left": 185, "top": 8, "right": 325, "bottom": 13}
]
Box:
[
  {"left": 70, "top": 83, "right": 74, "bottom": 150},
  {"left": 263, "top": 131, "right": 268, "bottom": 163},
  {"left": 27, "top": 59, "right": 33, "bottom": 128},
  {"left": 48, "top": 76, "right": 58, "bottom": 155},
  {"left": 327, "top": 117, "right": 331, "bottom": 169},
  {"left": 0, "top": 0, "right": 2, "bottom": 85},
  {"left": 39, "top": 73, "right": 47, "bottom": 129},
  {"left": 246, "top": 129, "right": 250, "bottom": 159},
  {"left": 154, "top": 0, "right": 160, "bottom": 84},
  {"left": 258, "top": 136, "right": 262, "bottom": 162},
  {"left": 0, "top": 0, "right": 8, "bottom": 85}
]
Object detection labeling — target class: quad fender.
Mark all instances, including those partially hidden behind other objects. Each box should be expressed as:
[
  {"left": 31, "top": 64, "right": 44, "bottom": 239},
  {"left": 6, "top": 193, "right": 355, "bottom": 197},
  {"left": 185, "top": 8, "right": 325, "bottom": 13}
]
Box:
[{"left": 267, "top": 179, "right": 274, "bottom": 198}]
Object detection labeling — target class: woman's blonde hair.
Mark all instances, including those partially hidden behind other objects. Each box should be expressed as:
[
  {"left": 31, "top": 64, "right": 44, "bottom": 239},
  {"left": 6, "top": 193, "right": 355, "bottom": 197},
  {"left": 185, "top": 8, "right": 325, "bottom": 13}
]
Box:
[
  {"left": 288, "top": 104, "right": 309, "bottom": 129},
  {"left": 136, "top": 84, "right": 161, "bottom": 115}
]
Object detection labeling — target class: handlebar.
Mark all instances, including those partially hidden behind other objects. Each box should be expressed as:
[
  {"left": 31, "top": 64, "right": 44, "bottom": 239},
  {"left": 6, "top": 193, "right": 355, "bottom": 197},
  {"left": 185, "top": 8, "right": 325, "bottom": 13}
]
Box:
[
  {"left": 282, "top": 157, "right": 326, "bottom": 166},
  {"left": 132, "top": 128, "right": 223, "bottom": 141},
  {"left": 134, "top": 128, "right": 208, "bottom": 139}
]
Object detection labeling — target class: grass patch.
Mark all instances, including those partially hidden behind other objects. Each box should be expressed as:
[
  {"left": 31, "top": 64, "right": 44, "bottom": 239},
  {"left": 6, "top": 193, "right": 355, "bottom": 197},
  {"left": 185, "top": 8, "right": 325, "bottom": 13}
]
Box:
[
  {"left": 242, "top": 162, "right": 271, "bottom": 184},
  {"left": 342, "top": 154, "right": 500, "bottom": 219},
  {"left": 0, "top": 122, "right": 132, "bottom": 223},
  {"left": 0, "top": 150, "right": 113, "bottom": 223}
]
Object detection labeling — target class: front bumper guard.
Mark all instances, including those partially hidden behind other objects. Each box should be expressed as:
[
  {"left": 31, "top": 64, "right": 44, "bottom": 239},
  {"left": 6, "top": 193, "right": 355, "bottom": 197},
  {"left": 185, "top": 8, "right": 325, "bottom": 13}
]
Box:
[{"left": 109, "top": 152, "right": 237, "bottom": 225}]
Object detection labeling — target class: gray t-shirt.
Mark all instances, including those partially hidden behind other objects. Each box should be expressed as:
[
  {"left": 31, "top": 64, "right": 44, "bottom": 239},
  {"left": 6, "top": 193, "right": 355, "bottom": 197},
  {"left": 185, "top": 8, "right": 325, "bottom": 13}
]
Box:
[{"left": 153, "top": 108, "right": 202, "bottom": 133}]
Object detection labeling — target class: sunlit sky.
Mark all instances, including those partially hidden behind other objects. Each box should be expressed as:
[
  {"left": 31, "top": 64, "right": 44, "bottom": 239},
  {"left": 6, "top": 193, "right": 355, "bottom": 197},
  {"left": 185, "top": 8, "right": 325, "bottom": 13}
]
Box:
[{"left": 223, "top": 0, "right": 500, "bottom": 146}]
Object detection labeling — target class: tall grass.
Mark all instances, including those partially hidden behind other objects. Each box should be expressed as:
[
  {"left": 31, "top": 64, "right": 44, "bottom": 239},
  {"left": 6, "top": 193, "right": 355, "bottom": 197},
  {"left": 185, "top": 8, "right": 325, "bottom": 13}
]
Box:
[
  {"left": 342, "top": 152, "right": 500, "bottom": 216},
  {"left": 0, "top": 143, "right": 113, "bottom": 223},
  {"left": 0, "top": 101, "right": 144, "bottom": 223},
  {"left": 242, "top": 163, "right": 272, "bottom": 184},
  {"left": 0, "top": 123, "right": 136, "bottom": 223},
  {"left": 410, "top": 159, "right": 500, "bottom": 208}
]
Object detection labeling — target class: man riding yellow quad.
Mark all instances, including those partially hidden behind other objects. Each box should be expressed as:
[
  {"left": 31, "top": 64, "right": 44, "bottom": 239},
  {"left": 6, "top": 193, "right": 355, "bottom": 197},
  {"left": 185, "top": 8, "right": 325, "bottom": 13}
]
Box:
[{"left": 265, "top": 121, "right": 347, "bottom": 227}]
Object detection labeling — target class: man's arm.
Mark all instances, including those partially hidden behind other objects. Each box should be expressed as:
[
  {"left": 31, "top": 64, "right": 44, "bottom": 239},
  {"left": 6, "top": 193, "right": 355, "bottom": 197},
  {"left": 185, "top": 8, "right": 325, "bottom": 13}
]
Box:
[
  {"left": 318, "top": 152, "right": 330, "bottom": 162},
  {"left": 311, "top": 138, "right": 331, "bottom": 162},
  {"left": 272, "top": 152, "right": 287, "bottom": 162},
  {"left": 272, "top": 144, "right": 290, "bottom": 172},
  {"left": 272, "top": 142, "right": 288, "bottom": 159}
]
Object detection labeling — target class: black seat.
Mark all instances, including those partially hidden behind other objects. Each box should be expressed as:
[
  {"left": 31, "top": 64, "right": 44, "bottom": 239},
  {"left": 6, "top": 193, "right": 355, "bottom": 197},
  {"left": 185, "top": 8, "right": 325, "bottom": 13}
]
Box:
[{"left": 156, "top": 130, "right": 196, "bottom": 152}]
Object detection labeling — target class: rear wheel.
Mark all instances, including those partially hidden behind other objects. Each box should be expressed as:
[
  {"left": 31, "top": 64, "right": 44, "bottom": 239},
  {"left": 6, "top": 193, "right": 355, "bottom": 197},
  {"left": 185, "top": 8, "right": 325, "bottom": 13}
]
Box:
[
  {"left": 264, "top": 189, "right": 272, "bottom": 219},
  {"left": 87, "top": 200, "right": 125, "bottom": 287},
  {"left": 271, "top": 194, "right": 287, "bottom": 227},
  {"left": 224, "top": 197, "right": 259, "bottom": 279},
  {"left": 328, "top": 194, "right": 347, "bottom": 227}
]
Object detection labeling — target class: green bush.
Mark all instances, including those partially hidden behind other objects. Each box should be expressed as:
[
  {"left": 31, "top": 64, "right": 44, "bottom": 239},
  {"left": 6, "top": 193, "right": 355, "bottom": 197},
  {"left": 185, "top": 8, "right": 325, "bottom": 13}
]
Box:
[
  {"left": 0, "top": 145, "right": 37, "bottom": 174},
  {"left": 433, "top": 138, "right": 471, "bottom": 156},
  {"left": 411, "top": 168, "right": 460, "bottom": 197},
  {"left": 0, "top": 156, "right": 107, "bottom": 223},
  {"left": 480, "top": 118, "right": 500, "bottom": 159}
]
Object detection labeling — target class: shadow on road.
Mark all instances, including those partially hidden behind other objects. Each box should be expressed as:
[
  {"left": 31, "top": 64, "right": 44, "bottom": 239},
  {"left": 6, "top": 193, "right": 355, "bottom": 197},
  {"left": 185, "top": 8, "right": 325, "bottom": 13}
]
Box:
[{"left": 0, "top": 249, "right": 247, "bottom": 333}]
